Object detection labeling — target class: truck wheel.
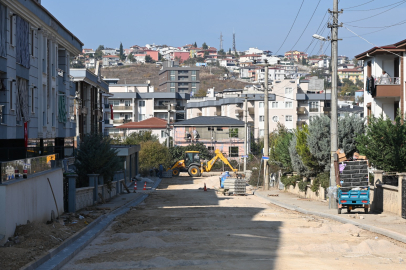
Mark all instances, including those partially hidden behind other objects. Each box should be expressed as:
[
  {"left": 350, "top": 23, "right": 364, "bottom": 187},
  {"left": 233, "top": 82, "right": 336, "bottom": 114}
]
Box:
[
  {"left": 338, "top": 208, "right": 341, "bottom": 214},
  {"left": 364, "top": 208, "right": 369, "bottom": 214},
  {"left": 172, "top": 169, "right": 180, "bottom": 177},
  {"left": 188, "top": 165, "right": 200, "bottom": 177}
]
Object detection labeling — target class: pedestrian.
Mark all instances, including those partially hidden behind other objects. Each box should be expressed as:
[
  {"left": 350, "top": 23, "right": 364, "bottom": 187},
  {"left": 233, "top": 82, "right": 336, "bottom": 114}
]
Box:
[{"left": 379, "top": 70, "right": 391, "bottom": 84}]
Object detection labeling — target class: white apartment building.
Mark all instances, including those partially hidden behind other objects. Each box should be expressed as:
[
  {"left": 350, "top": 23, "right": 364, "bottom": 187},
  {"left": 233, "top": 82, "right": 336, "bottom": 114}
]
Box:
[
  {"left": 106, "top": 83, "right": 189, "bottom": 138},
  {"left": 0, "top": 0, "right": 82, "bottom": 161}
]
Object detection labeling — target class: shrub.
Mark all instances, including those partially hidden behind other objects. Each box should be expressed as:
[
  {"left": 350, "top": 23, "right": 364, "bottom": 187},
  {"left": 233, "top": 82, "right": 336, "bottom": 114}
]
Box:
[
  {"left": 139, "top": 141, "right": 171, "bottom": 172},
  {"left": 298, "top": 180, "right": 308, "bottom": 192},
  {"left": 310, "top": 172, "right": 330, "bottom": 193},
  {"left": 281, "top": 174, "right": 301, "bottom": 189}
]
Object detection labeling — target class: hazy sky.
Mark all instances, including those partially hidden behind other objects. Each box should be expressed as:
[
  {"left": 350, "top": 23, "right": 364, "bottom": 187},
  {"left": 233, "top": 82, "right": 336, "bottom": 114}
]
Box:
[{"left": 42, "top": 0, "right": 406, "bottom": 58}]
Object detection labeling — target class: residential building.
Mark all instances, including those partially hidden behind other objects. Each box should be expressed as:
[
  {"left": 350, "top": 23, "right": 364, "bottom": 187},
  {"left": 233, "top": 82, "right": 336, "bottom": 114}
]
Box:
[
  {"left": 338, "top": 104, "right": 364, "bottom": 118},
  {"left": 337, "top": 68, "right": 363, "bottom": 84},
  {"left": 0, "top": 0, "right": 82, "bottom": 161},
  {"left": 245, "top": 47, "right": 263, "bottom": 55},
  {"left": 70, "top": 69, "right": 110, "bottom": 141},
  {"left": 355, "top": 39, "right": 406, "bottom": 121},
  {"left": 85, "top": 58, "right": 96, "bottom": 69},
  {"left": 115, "top": 117, "right": 170, "bottom": 144},
  {"left": 355, "top": 89, "right": 364, "bottom": 106},
  {"left": 284, "top": 50, "right": 308, "bottom": 62},
  {"left": 173, "top": 116, "right": 245, "bottom": 160},
  {"left": 106, "top": 83, "right": 189, "bottom": 138},
  {"left": 102, "top": 48, "right": 118, "bottom": 55},
  {"left": 145, "top": 50, "right": 159, "bottom": 61},
  {"left": 172, "top": 51, "right": 189, "bottom": 63},
  {"left": 158, "top": 61, "right": 200, "bottom": 94}
]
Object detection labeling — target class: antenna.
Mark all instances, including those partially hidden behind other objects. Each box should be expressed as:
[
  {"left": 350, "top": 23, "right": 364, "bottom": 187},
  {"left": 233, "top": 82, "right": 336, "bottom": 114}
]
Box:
[{"left": 220, "top": 32, "right": 223, "bottom": 51}]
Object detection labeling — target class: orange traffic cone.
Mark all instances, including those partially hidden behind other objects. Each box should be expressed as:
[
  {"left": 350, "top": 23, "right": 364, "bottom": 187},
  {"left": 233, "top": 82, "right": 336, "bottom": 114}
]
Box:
[
  {"left": 133, "top": 181, "right": 137, "bottom": 193},
  {"left": 204, "top": 183, "right": 207, "bottom": 191},
  {"left": 143, "top": 182, "right": 147, "bottom": 190}
]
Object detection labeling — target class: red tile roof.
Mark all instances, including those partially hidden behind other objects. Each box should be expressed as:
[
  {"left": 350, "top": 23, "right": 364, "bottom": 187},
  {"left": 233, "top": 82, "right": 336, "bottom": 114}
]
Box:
[{"left": 116, "top": 117, "right": 168, "bottom": 129}]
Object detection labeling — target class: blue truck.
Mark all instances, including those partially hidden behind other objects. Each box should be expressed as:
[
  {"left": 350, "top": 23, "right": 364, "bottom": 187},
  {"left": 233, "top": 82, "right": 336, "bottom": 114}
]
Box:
[{"left": 337, "top": 187, "right": 370, "bottom": 214}]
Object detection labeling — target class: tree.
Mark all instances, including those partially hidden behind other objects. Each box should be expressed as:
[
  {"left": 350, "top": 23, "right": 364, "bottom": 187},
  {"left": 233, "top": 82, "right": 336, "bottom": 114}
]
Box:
[
  {"left": 123, "top": 130, "right": 158, "bottom": 145},
  {"left": 94, "top": 45, "right": 104, "bottom": 60},
  {"left": 202, "top": 42, "right": 208, "bottom": 50},
  {"left": 352, "top": 57, "right": 359, "bottom": 67},
  {"left": 356, "top": 115, "right": 406, "bottom": 172},
  {"left": 307, "top": 115, "right": 332, "bottom": 171},
  {"left": 194, "top": 88, "right": 207, "bottom": 97},
  {"left": 301, "top": 57, "right": 307, "bottom": 66},
  {"left": 139, "top": 141, "right": 171, "bottom": 174},
  {"left": 145, "top": 54, "right": 153, "bottom": 63},
  {"left": 338, "top": 113, "right": 365, "bottom": 157},
  {"left": 204, "top": 51, "right": 209, "bottom": 58},
  {"left": 218, "top": 49, "right": 226, "bottom": 56},
  {"left": 74, "top": 133, "right": 121, "bottom": 187},
  {"left": 128, "top": 52, "right": 136, "bottom": 63},
  {"left": 158, "top": 52, "right": 163, "bottom": 61},
  {"left": 119, "top": 42, "right": 125, "bottom": 61},
  {"left": 295, "top": 125, "right": 321, "bottom": 175},
  {"left": 289, "top": 133, "right": 310, "bottom": 177},
  {"left": 193, "top": 42, "right": 197, "bottom": 48},
  {"left": 169, "top": 142, "right": 211, "bottom": 163},
  {"left": 228, "top": 48, "right": 232, "bottom": 55}
]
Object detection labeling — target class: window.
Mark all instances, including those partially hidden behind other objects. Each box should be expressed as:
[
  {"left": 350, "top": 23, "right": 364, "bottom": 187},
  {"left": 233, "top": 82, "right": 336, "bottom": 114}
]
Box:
[
  {"left": 229, "top": 146, "right": 239, "bottom": 157},
  {"left": 285, "top": 87, "right": 293, "bottom": 94},
  {"left": 9, "top": 81, "right": 13, "bottom": 110},
  {"left": 125, "top": 100, "right": 131, "bottom": 106},
  {"left": 309, "top": 101, "right": 318, "bottom": 112},
  {"left": 191, "top": 76, "right": 196, "bottom": 81},
  {"left": 170, "top": 70, "right": 175, "bottom": 81},
  {"left": 208, "top": 127, "right": 214, "bottom": 131},
  {"left": 217, "top": 127, "right": 223, "bottom": 131},
  {"left": 259, "top": 115, "right": 264, "bottom": 122},
  {"left": 138, "top": 100, "right": 145, "bottom": 107},
  {"left": 113, "top": 114, "right": 119, "bottom": 119},
  {"left": 272, "top": 102, "right": 278, "bottom": 108},
  {"left": 285, "top": 101, "right": 292, "bottom": 108},
  {"left": 229, "top": 128, "right": 238, "bottom": 138},
  {"left": 272, "top": 116, "right": 278, "bottom": 122},
  {"left": 110, "top": 100, "right": 119, "bottom": 106},
  {"left": 161, "top": 130, "right": 167, "bottom": 138},
  {"left": 259, "top": 102, "right": 264, "bottom": 108},
  {"left": 259, "top": 129, "right": 264, "bottom": 137},
  {"left": 170, "top": 82, "right": 175, "bottom": 93},
  {"left": 192, "top": 70, "right": 196, "bottom": 75},
  {"left": 208, "top": 146, "right": 214, "bottom": 151},
  {"left": 124, "top": 114, "right": 131, "bottom": 120},
  {"left": 285, "top": 115, "right": 292, "bottom": 121},
  {"left": 138, "top": 114, "right": 145, "bottom": 121}
]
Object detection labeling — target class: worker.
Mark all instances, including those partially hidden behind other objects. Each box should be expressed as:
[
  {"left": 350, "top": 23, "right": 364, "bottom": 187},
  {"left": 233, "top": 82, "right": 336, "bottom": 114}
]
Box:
[
  {"left": 186, "top": 131, "right": 191, "bottom": 139},
  {"left": 193, "top": 129, "right": 199, "bottom": 139},
  {"left": 159, "top": 164, "right": 164, "bottom": 177}
]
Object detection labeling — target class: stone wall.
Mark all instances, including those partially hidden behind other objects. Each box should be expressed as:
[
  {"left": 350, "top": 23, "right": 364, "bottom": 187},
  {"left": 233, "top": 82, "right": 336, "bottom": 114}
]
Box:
[
  {"left": 286, "top": 182, "right": 326, "bottom": 202},
  {"left": 75, "top": 180, "right": 124, "bottom": 211}
]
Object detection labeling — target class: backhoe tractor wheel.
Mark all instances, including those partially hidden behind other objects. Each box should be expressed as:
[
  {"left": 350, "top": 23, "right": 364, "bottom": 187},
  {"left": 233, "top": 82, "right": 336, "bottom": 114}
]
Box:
[
  {"left": 188, "top": 165, "right": 200, "bottom": 177},
  {"left": 172, "top": 168, "right": 180, "bottom": 177}
]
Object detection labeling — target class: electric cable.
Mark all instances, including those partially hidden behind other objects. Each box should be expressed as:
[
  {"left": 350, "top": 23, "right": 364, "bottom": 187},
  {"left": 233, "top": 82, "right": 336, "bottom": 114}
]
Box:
[
  {"left": 290, "top": 0, "right": 322, "bottom": 52},
  {"left": 274, "top": 0, "right": 305, "bottom": 55},
  {"left": 344, "top": 0, "right": 406, "bottom": 11},
  {"left": 341, "top": 0, "right": 375, "bottom": 9},
  {"left": 343, "top": 0, "right": 406, "bottom": 24},
  {"left": 345, "top": 18, "right": 406, "bottom": 28}
]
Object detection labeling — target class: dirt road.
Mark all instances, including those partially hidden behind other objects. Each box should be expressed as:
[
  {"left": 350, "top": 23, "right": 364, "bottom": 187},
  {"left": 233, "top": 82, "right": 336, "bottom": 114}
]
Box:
[{"left": 62, "top": 175, "right": 406, "bottom": 269}]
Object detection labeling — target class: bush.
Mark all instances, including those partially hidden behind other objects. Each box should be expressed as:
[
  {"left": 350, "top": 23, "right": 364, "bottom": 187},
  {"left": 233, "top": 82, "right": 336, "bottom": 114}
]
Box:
[
  {"left": 281, "top": 174, "right": 301, "bottom": 189},
  {"left": 74, "top": 133, "right": 121, "bottom": 188},
  {"left": 139, "top": 141, "right": 171, "bottom": 172},
  {"left": 298, "top": 180, "right": 308, "bottom": 192},
  {"left": 310, "top": 171, "right": 330, "bottom": 193}
]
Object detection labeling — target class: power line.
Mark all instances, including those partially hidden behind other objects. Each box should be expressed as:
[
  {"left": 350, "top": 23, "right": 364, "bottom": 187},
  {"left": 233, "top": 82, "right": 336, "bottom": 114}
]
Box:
[
  {"left": 274, "top": 0, "right": 305, "bottom": 55},
  {"left": 341, "top": 0, "right": 375, "bottom": 9},
  {"left": 343, "top": 0, "right": 406, "bottom": 24},
  {"left": 345, "top": 18, "right": 406, "bottom": 28},
  {"left": 344, "top": 0, "right": 406, "bottom": 11},
  {"left": 341, "top": 19, "right": 406, "bottom": 38},
  {"left": 290, "top": 0, "right": 322, "bottom": 51}
]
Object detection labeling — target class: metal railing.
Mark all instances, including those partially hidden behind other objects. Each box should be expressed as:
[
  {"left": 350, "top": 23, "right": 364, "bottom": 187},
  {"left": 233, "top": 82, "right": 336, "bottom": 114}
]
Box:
[
  {"left": 375, "top": 76, "right": 400, "bottom": 85},
  {"left": 309, "top": 108, "right": 318, "bottom": 112},
  {"left": 112, "top": 106, "right": 132, "bottom": 110},
  {"left": 154, "top": 105, "right": 168, "bottom": 110},
  {"left": 0, "top": 154, "right": 61, "bottom": 183}
]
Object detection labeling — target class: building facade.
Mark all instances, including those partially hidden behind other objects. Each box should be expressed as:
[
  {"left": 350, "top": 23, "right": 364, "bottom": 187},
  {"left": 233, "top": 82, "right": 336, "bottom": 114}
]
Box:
[
  {"left": 0, "top": 0, "right": 82, "bottom": 161},
  {"left": 158, "top": 61, "right": 200, "bottom": 94}
]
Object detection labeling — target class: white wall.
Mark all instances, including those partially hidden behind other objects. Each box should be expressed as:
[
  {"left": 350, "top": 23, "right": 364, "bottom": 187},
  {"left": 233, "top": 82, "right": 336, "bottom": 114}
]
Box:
[{"left": 0, "top": 169, "right": 63, "bottom": 243}]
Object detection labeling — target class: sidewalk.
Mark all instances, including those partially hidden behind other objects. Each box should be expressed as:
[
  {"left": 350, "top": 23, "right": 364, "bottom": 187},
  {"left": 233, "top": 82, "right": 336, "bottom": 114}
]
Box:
[{"left": 253, "top": 188, "right": 406, "bottom": 244}]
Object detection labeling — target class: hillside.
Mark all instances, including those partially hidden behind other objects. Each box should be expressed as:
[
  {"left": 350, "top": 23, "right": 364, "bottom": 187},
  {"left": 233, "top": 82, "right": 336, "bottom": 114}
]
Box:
[{"left": 100, "top": 63, "right": 250, "bottom": 93}]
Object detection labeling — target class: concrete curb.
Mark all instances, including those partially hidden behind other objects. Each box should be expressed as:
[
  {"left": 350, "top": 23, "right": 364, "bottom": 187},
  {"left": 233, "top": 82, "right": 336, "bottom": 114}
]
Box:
[
  {"left": 24, "top": 178, "right": 161, "bottom": 270},
  {"left": 255, "top": 192, "right": 406, "bottom": 245}
]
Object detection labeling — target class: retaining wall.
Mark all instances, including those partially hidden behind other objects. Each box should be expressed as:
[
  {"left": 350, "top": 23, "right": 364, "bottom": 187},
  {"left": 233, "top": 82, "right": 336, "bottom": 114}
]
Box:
[{"left": 286, "top": 182, "right": 326, "bottom": 202}]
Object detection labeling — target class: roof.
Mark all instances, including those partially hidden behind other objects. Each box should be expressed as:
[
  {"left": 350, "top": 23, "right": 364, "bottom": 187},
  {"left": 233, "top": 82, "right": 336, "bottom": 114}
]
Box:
[
  {"left": 116, "top": 117, "right": 168, "bottom": 129},
  {"left": 355, "top": 44, "right": 400, "bottom": 60},
  {"left": 173, "top": 116, "right": 245, "bottom": 127},
  {"left": 103, "top": 55, "right": 119, "bottom": 58}
]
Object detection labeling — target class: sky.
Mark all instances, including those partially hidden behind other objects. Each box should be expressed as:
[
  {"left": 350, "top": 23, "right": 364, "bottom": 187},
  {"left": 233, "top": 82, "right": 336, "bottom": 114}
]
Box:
[{"left": 42, "top": 0, "right": 406, "bottom": 58}]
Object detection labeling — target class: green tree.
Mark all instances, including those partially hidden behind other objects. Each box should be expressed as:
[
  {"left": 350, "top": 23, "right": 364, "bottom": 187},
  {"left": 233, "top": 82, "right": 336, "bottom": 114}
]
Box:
[
  {"left": 169, "top": 143, "right": 211, "bottom": 163},
  {"left": 193, "top": 88, "right": 207, "bottom": 97},
  {"left": 94, "top": 45, "right": 104, "bottom": 60},
  {"left": 338, "top": 113, "right": 365, "bottom": 157},
  {"left": 289, "top": 132, "right": 310, "bottom": 177},
  {"left": 119, "top": 42, "right": 125, "bottom": 61},
  {"left": 145, "top": 54, "right": 153, "bottom": 63},
  {"left": 193, "top": 42, "right": 197, "bottom": 48},
  {"left": 139, "top": 141, "right": 171, "bottom": 173},
  {"left": 218, "top": 49, "right": 226, "bottom": 56},
  {"left": 307, "top": 115, "right": 331, "bottom": 171},
  {"left": 74, "top": 133, "right": 121, "bottom": 187},
  {"left": 269, "top": 123, "right": 293, "bottom": 172},
  {"left": 128, "top": 52, "right": 135, "bottom": 63},
  {"left": 295, "top": 125, "right": 321, "bottom": 174},
  {"left": 158, "top": 52, "right": 163, "bottom": 61},
  {"left": 228, "top": 48, "right": 231, "bottom": 55},
  {"left": 202, "top": 42, "right": 208, "bottom": 50},
  {"left": 356, "top": 115, "right": 406, "bottom": 172},
  {"left": 204, "top": 51, "right": 209, "bottom": 58},
  {"left": 123, "top": 131, "right": 158, "bottom": 145}
]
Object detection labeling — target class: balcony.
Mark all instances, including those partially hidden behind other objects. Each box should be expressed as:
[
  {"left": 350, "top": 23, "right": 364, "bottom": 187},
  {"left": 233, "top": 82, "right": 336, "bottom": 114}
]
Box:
[
  {"left": 154, "top": 105, "right": 168, "bottom": 110},
  {"left": 248, "top": 107, "right": 254, "bottom": 115},
  {"left": 309, "top": 108, "right": 318, "bottom": 113},
  {"left": 113, "top": 119, "right": 125, "bottom": 124},
  {"left": 113, "top": 106, "right": 132, "bottom": 110},
  {"left": 323, "top": 107, "right": 331, "bottom": 114},
  {"left": 104, "top": 103, "right": 110, "bottom": 109},
  {"left": 297, "top": 120, "right": 306, "bottom": 128},
  {"left": 374, "top": 77, "right": 401, "bottom": 98},
  {"left": 296, "top": 107, "right": 306, "bottom": 114},
  {"left": 175, "top": 105, "right": 185, "bottom": 110}
]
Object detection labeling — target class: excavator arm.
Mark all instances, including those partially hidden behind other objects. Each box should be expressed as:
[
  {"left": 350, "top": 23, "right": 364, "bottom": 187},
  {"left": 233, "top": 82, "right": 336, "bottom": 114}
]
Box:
[{"left": 203, "top": 149, "right": 238, "bottom": 173}]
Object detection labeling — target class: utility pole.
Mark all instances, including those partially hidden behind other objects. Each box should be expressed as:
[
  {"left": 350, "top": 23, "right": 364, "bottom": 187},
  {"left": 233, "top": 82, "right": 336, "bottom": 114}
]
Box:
[
  {"left": 220, "top": 32, "right": 223, "bottom": 51},
  {"left": 328, "top": 0, "right": 341, "bottom": 209},
  {"left": 263, "top": 64, "right": 269, "bottom": 190},
  {"left": 244, "top": 95, "right": 248, "bottom": 172},
  {"left": 166, "top": 103, "right": 171, "bottom": 148}
]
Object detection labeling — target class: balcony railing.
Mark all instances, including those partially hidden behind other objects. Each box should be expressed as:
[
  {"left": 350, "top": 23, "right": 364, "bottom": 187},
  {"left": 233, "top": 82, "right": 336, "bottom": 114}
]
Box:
[
  {"left": 296, "top": 107, "right": 306, "bottom": 114},
  {"left": 375, "top": 77, "right": 400, "bottom": 85},
  {"left": 176, "top": 105, "right": 185, "bottom": 110},
  {"left": 113, "top": 106, "right": 132, "bottom": 110},
  {"left": 113, "top": 119, "right": 125, "bottom": 124},
  {"left": 154, "top": 105, "right": 168, "bottom": 110},
  {"left": 309, "top": 108, "right": 318, "bottom": 113}
]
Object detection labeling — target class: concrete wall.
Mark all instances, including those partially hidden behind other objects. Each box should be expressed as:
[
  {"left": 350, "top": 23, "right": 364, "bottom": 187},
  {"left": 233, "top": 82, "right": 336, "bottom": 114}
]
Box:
[
  {"left": 370, "top": 185, "right": 399, "bottom": 215},
  {"left": 285, "top": 182, "right": 326, "bottom": 202},
  {"left": 75, "top": 180, "right": 124, "bottom": 211},
  {"left": 0, "top": 168, "right": 63, "bottom": 243}
]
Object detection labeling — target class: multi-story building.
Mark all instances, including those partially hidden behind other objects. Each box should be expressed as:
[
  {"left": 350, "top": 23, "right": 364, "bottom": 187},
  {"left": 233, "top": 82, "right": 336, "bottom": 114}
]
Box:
[
  {"left": 284, "top": 50, "right": 308, "bottom": 62},
  {"left": 158, "top": 61, "right": 200, "bottom": 94},
  {"left": 106, "top": 83, "right": 189, "bottom": 138},
  {"left": 0, "top": 0, "right": 82, "bottom": 161},
  {"left": 355, "top": 39, "right": 406, "bottom": 121},
  {"left": 70, "top": 69, "right": 110, "bottom": 142},
  {"left": 337, "top": 68, "right": 363, "bottom": 84}
]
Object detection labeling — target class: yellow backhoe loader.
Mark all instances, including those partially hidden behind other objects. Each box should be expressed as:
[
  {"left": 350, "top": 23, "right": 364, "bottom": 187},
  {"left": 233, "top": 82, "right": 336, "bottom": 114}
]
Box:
[{"left": 167, "top": 149, "right": 237, "bottom": 177}]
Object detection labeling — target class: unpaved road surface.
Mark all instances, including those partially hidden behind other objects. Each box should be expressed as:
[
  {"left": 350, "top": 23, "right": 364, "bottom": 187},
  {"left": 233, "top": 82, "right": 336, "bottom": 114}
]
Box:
[{"left": 62, "top": 175, "right": 406, "bottom": 269}]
